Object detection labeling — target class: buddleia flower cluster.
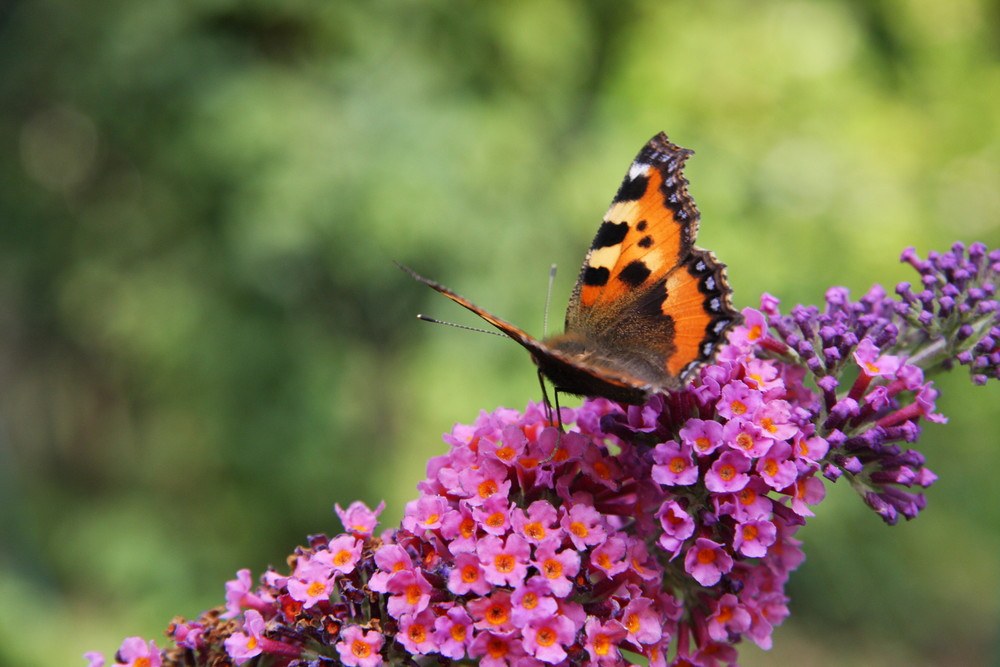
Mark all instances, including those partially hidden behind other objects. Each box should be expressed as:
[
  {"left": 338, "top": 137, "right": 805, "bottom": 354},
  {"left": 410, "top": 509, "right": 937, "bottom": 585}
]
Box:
[{"left": 86, "top": 243, "right": 999, "bottom": 667}]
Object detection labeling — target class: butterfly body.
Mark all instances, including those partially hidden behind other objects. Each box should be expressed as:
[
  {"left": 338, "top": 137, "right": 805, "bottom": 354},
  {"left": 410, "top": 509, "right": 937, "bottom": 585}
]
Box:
[{"left": 404, "top": 133, "right": 738, "bottom": 405}]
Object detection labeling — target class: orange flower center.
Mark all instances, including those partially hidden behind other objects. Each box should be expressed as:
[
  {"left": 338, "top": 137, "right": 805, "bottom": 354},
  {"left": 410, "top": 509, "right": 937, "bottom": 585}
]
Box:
[
  {"left": 352, "top": 640, "right": 371, "bottom": 658},
  {"left": 524, "top": 522, "right": 546, "bottom": 541},
  {"left": 408, "top": 623, "right": 427, "bottom": 643},
  {"left": 624, "top": 613, "right": 640, "bottom": 633},
  {"left": 486, "top": 603, "right": 509, "bottom": 626},
  {"left": 478, "top": 480, "right": 498, "bottom": 499},
  {"left": 536, "top": 627, "right": 557, "bottom": 647},
  {"left": 495, "top": 554, "right": 515, "bottom": 573},
  {"left": 486, "top": 635, "right": 509, "bottom": 658}
]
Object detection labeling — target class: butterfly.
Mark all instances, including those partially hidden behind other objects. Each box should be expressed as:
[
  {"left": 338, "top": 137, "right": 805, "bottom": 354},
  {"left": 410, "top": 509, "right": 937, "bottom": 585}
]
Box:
[{"left": 402, "top": 132, "right": 739, "bottom": 405}]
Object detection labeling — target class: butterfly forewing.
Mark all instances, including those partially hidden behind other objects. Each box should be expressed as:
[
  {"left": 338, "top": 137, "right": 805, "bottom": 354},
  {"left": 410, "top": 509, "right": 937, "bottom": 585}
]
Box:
[{"left": 560, "top": 133, "right": 737, "bottom": 387}]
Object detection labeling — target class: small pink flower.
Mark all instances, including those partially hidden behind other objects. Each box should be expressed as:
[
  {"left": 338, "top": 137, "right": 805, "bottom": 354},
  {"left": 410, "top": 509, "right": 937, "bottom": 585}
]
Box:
[
  {"left": 743, "top": 357, "right": 782, "bottom": 391},
  {"left": 512, "top": 499, "right": 561, "bottom": 546},
  {"left": 581, "top": 444, "right": 623, "bottom": 489},
  {"left": 723, "top": 418, "right": 773, "bottom": 459},
  {"left": 560, "top": 503, "right": 607, "bottom": 549},
  {"left": 755, "top": 442, "right": 797, "bottom": 490},
  {"left": 336, "top": 625, "right": 384, "bottom": 667},
  {"left": 222, "top": 568, "right": 253, "bottom": 619},
  {"left": 397, "top": 610, "right": 439, "bottom": 655},
  {"left": 522, "top": 614, "right": 577, "bottom": 664},
  {"left": 707, "top": 593, "right": 752, "bottom": 642},
  {"left": 223, "top": 611, "right": 264, "bottom": 665},
  {"left": 335, "top": 500, "right": 385, "bottom": 537},
  {"left": 440, "top": 504, "right": 479, "bottom": 553},
  {"left": 433, "top": 605, "right": 473, "bottom": 659},
  {"left": 116, "top": 637, "right": 162, "bottom": 667},
  {"left": 171, "top": 621, "right": 204, "bottom": 650},
  {"left": 753, "top": 400, "right": 798, "bottom": 440},
  {"left": 459, "top": 459, "right": 512, "bottom": 506},
  {"left": 854, "top": 338, "right": 902, "bottom": 378},
  {"left": 620, "top": 596, "right": 663, "bottom": 646},
  {"left": 719, "top": 478, "right": 774, "bottom": 521},
  {"left": 510, "top": 577, "right": 558, "bottom": 625},
  {"left": 684, "top": 538, "right": 734, "bottom": 586},
  {"left": 589, "top": 535, "right": 629, "bottom": 576},
  {"left": 531, "top": 543, "right": 580, "bottom": 597},
  {"left": 471, "top": 495, "right": 512, "bottom": 536},
  {"left": 732, "top": 519, "right": 777, "bottom": 557},
  {"left": 313, "top": 535, "right": 363, "bottom": 574},
  {"left": 730, "top": 307, "right": 769, "bottom": 348},
  {"left": 384, "top": 569, "right": 433, "bottom": 617},
  {"left": 583, "top": 618, "right": 627, "bottom": 664},
  {"left": 468, "top": 591, "right": 515, "bottom": 632},
  {"left": 656, "top": 500, "right": 695, "bottom": 556},
  {"left": 651, "top": 440, "right": 698, "bottom": 486},
  {"left": 83, "top": 651, "right": 105, "bottom": 667},
  {"left": 469, "top": 630, "right": 525, "bottom": 666},
  {"left": 680, "top": 418, "right": 725, "bottom": 456},
  {"left": 287, "top": 561, "right": 336, "bottom": 609},
  {"left": 447, "top": 551, "right": 492, "bottom": 596},
  {"left": 705, "top": 450, "right": 751, "bottom": 493},
  {"left": 717, "top": 381, "right": 762, "bottom": 419},
  {"left": 789, "top": 475, "right": 826, "bottom": 517},
  {"left": 402, "top": 494, "right": 450, "bottom": 532},
  {"left": 368, "top": 544, "right": 414, "bottom": 593},
  {"left": 478, "top": 533, "right": 531, "bottom": 587},
  {"left": 793, "top": 433, "right": 829, "bottom": 462}
]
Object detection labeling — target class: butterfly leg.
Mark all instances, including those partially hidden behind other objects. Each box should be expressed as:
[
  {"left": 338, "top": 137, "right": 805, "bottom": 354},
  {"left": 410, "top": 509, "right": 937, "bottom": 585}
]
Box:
[{"left": 536, "top": 369, "right": 565, "bottom": 431}]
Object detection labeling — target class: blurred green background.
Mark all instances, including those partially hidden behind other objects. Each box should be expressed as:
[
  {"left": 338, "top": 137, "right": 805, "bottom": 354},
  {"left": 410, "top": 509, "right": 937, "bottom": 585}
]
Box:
[{"left": 2, "top": 0, "right": 998, "bottom": 665}]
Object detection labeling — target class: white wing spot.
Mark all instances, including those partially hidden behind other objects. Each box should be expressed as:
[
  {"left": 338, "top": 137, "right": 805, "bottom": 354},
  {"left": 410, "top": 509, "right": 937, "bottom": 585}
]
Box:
[{"left": 628, "top": 161, "right": 650, "bottom": 181}]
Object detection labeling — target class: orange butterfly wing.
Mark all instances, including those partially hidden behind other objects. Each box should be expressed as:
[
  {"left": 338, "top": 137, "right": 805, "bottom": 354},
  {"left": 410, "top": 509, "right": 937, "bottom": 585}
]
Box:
[{"left": 549, "top": 133, "right": 737, "bottom": 389}]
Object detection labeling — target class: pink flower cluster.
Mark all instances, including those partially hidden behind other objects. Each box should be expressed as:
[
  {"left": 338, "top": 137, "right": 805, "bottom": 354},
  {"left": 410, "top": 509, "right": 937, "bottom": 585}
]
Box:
[
  {"left": 90, "top": 303, "right": 955, "bottom": 667},
  {"left": 86, "top": 242, "right": 1000, "bottom": 667}
]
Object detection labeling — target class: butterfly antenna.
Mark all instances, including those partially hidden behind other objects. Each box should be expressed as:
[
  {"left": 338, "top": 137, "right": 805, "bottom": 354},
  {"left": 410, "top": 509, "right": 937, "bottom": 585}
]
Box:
[
  {"left": 415, "top": 314, "right": 506, "bottom": 337},
  {"left": 543, "top": 264, "right": 557, "bottom": 337}
]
